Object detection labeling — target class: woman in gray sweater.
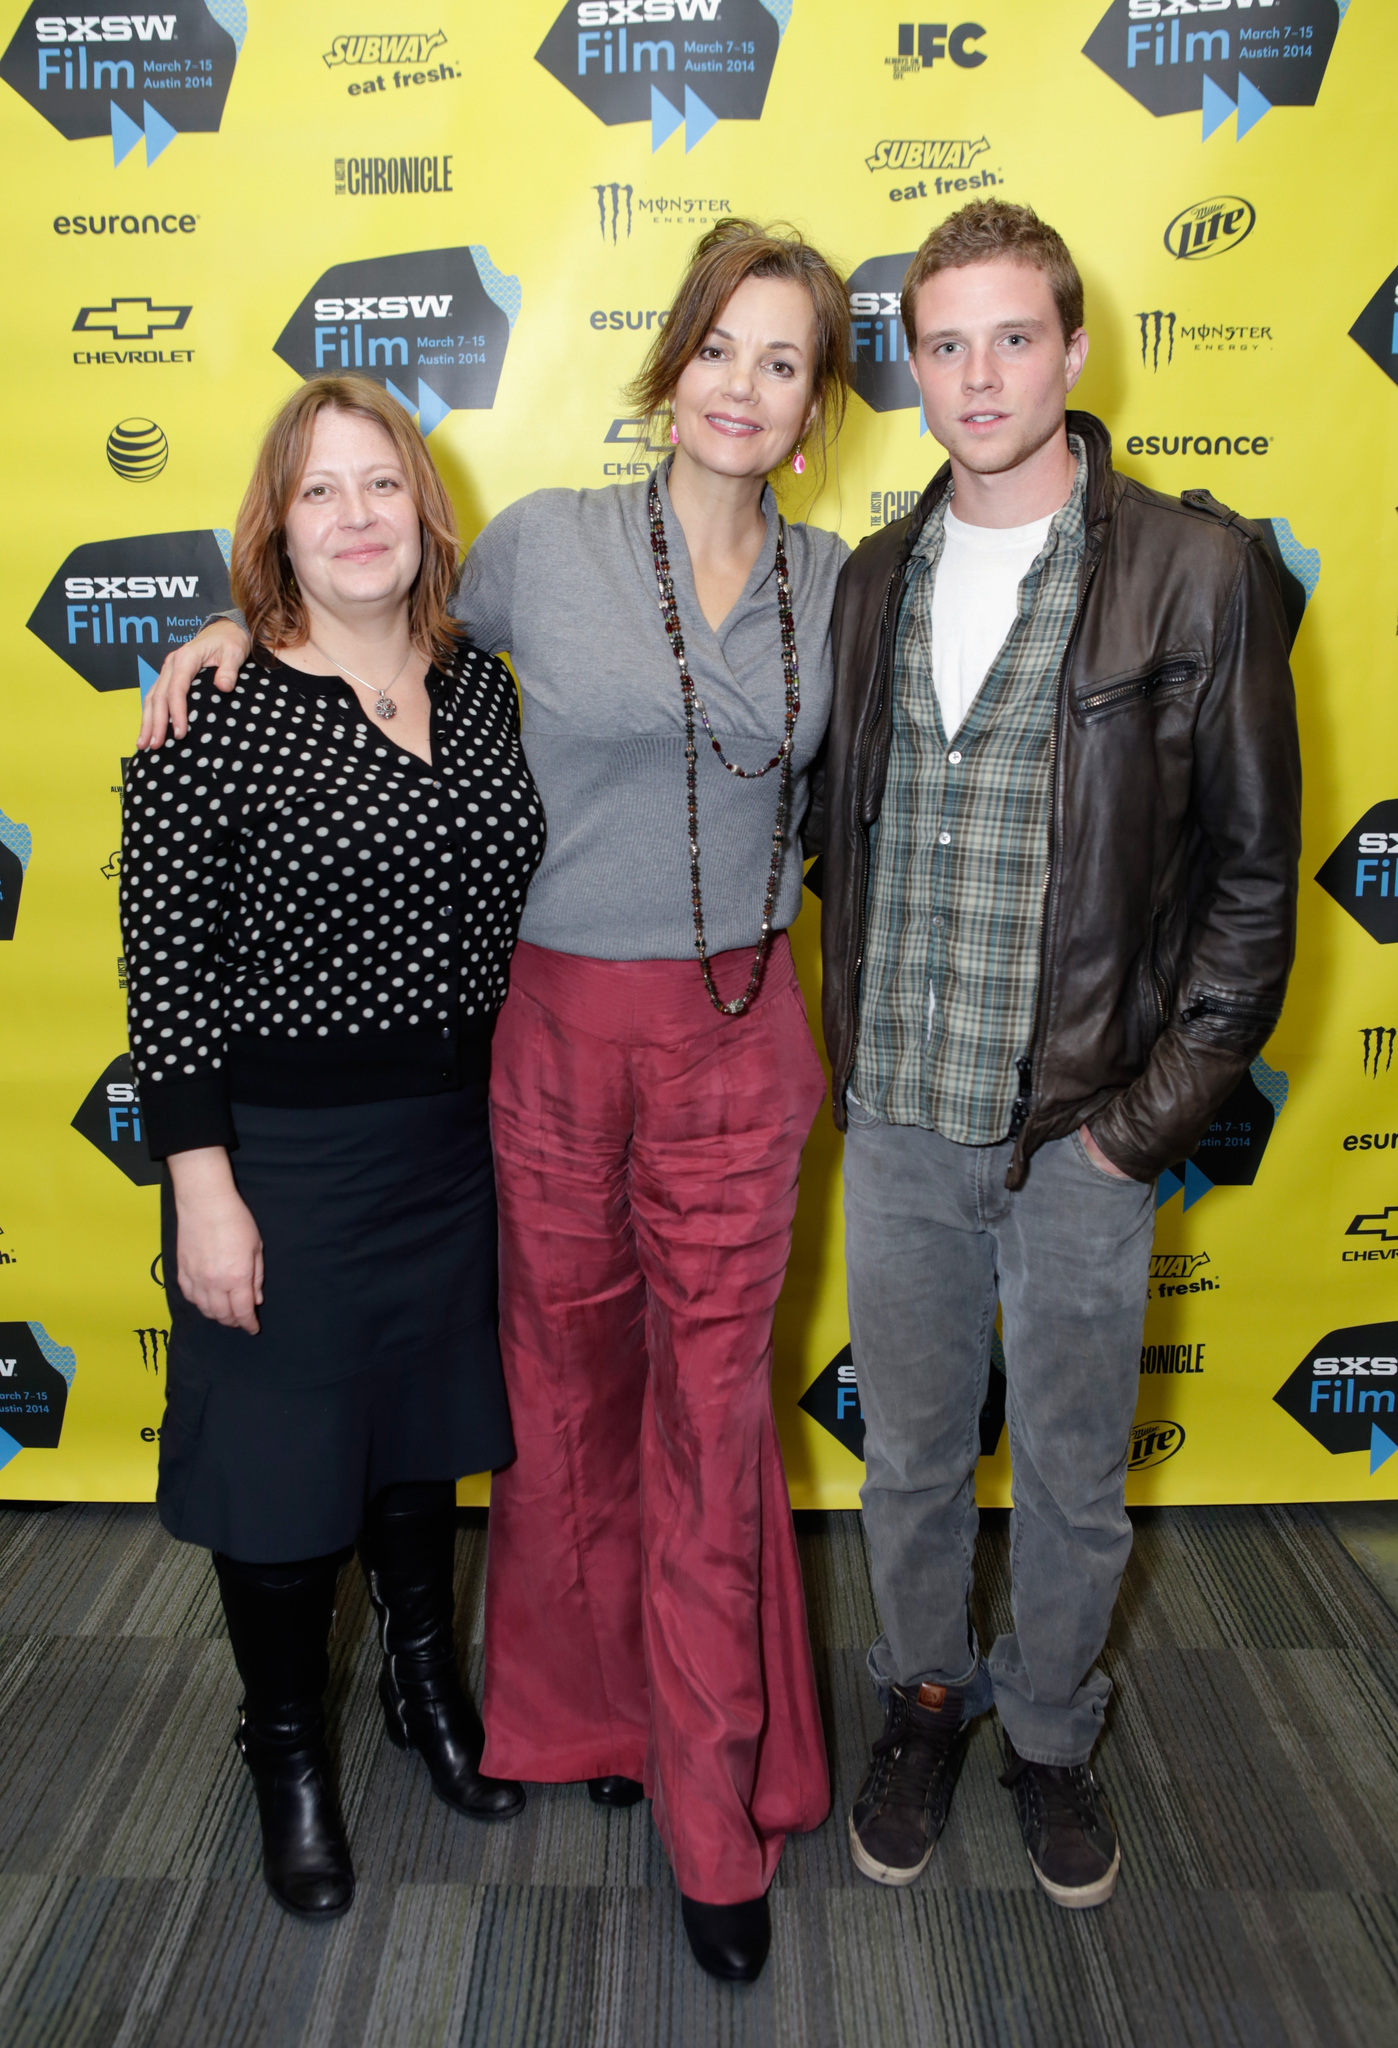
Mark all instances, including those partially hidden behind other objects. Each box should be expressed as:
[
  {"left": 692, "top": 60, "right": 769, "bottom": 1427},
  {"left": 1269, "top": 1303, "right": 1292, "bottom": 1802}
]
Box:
[{"left": 139, "top": 220, "right": 851, "bottom": 1983}]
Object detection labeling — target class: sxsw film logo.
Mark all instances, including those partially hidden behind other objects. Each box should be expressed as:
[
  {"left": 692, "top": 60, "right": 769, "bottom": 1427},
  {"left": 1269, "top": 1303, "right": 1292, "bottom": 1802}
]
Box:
[
  {"left": 0, "top": 4, "right": 243, "bottom": 165},
  {"left": 0, "top": 1323, "right": 77, "bottom": 1469},
  {"left": 536, "top": 0, "right": 787, "bottom": 155},
  {"left": 848, "top": 254, "right": 916, "bottom": 417},
  {"left": 800, "top": 1337, "right": 1006, "bottom": 1463},
  {"left": 1349, "top": 264, "right": 1398, "bottom": 391},
  {"left": 0, "top": 809, "right": 32, "bottom": 942},
  {"left": 274, "top": 248, "right": 520, "bottom": 436},
  {"left": 1156, "top": 1054, "right": 1287, "bottom": 1212},
  {"left": 1084, "top": 1, "right": 1343, "bottom": 142},
  {"left": 1275, "top": 1321, "right": 1398, "bottom": 1475},
  {"left": 72, "top": 1054, "right": 161, "bottom": 1187},
  {"left": 28, "top": 531, "right": 231, "bottom": 696},
  {"left": 1164, "top": 195, "right": 1255, "bottom": 262},
  {"left": 886, "top": 21, "right": 987, "bottom": 80},
  {"left": 1315, "top": 803, "right": 1398, "bottom": 946}
]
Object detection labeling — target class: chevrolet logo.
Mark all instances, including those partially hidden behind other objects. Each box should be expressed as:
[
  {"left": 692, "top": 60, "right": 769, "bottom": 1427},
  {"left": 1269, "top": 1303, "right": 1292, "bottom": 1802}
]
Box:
[
  {"left": 1346, "top": 1206, "right": 1398, "bottom": 1245},
  {"left": 73, "top": 298, "right": 192, "bottom": 342}
]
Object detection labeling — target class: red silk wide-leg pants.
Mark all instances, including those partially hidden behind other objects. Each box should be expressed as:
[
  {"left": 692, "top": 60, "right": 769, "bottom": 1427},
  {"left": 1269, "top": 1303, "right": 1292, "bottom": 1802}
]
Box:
[{"left": 481, "top": 936, "right": 830, "bottom": 1904}]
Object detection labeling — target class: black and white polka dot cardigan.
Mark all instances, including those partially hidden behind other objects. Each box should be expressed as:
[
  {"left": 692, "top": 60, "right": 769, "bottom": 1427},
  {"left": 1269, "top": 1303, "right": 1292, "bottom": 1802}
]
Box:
[{"left": 120, "top": 641, "right": 544, "bottom": 1158}]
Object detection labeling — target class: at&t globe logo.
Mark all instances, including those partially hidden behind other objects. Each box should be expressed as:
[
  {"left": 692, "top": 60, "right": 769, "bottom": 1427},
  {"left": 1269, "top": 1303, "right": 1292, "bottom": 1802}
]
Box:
[{"left": 106, "top": 417, "right": 168, "bottom": 480}]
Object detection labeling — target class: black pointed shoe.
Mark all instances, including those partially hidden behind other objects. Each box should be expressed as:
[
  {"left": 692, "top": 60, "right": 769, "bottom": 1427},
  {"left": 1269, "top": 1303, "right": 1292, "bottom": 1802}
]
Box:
[
  {"left": 588, "top": 1776, "right": 645, "bottom": 1808},
  {"left": 848, "top": 1680, "right": 971, "bottom": 1885},
  {"left": 236, "top": 1708, "right": 355, "bottom": 1922},
  {"left": 999, "top": 1730, "right": 1121, "bottom": 1909},
  {"left": 680, "top": 1893, "right": 771, "bottom": 1983},
  {"left": 360, "top": 1484, "right": 524, "bottom": 1822}
]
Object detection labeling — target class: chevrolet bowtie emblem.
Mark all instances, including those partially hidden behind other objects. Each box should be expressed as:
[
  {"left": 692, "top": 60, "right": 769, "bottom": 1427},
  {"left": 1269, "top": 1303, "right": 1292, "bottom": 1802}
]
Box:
[
  {"left": 1346, "top": 1206, "right": 1398, "bottom": 1245},
  {"left": 73, "top": 298, "right": 192, "bottom": 341}
]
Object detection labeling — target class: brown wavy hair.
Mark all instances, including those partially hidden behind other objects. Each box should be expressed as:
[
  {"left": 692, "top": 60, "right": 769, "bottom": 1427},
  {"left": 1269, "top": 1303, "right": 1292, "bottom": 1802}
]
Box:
[
  {"left": 901, "top": 200, "right": 1084, "bottom": 348},
  {"left": 625, "top": 219, "right": 850, "bottom": 481},
  {"left": 231, "top": 375, "right": 462, "bottom": 663}
]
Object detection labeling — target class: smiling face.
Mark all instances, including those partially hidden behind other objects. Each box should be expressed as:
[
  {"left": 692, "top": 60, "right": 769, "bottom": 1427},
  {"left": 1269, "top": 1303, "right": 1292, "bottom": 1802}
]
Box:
[
  {"left": 670, "top": 273, "right": 818, "bottom": 479},
  {"left": 908, "top": 258, "right": 1088, "bottom": 480},
  {"left": 280, "top": 406, "right": 423, "bottom": 625}
]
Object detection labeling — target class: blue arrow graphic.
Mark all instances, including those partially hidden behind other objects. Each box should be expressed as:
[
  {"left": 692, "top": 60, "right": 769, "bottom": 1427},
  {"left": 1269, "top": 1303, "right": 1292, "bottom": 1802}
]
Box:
[
  {"left": 1371, "top": 1423, "right": 1397, "bottom": 1475},
  {"left": 684, "top": 86, "right": 718, "bottom": 153},
  {"left": 143, "top": 100, "right": 178, "bottom": 165},
  {"left": 111, "top": 100, "right": 143, "bottom": 166},
  {"left": 651, "top": 85, "right": 684, "bottom": 153}
]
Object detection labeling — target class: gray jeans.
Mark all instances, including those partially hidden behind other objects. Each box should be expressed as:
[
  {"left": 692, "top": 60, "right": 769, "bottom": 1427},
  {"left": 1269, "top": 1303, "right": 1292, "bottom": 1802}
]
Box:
[{"left": 843, "top": 1105, "right": 1156, "bottom": 1765}]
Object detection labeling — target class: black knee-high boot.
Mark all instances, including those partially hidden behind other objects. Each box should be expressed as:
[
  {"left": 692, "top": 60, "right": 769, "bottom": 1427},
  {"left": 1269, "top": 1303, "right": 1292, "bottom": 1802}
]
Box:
[
  {"left": 358, "top": 1482, "right": 524, "bottom": 1820},
  {"left": 214, "top": 1549, "right": 356, "bottom": 1921}
]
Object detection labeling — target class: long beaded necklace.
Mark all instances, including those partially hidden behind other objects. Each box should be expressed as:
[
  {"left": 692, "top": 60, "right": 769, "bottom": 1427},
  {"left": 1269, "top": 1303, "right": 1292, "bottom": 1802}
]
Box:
[{"left": 647, "top": 470, "right": 801, "bottom": 1018}]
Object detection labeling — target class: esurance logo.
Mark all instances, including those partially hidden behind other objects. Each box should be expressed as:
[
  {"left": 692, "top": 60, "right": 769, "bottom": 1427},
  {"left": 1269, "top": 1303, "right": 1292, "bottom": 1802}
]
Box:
[
  {"left": 0, "top": 1323, "right": 76, "bottom": 1468},
  {"left": 536, "top": 0, "right": 786, "bottom": 154},
  {"left": 1083, "top": 1, "right": 1343, "bottom": 142},
  {"left": 1164, "top": 195, "right": 1255, "bottom": 262},
  {"left": 28, "top": 531, "right": 231, "bottom": 696},
  {"left": 1275, "top": 1321, "right": 1398, "bottom": 1474},
  {"left": 274, "top": 248, "right": 519, "bottom": 436},
  {"left": 1, "top": 4, "right": 242, "bottom": 165},
  {"left": 1350, "top": 263, "right": 1398, "bottom": 391},
  {"left": 323, "top": 31, "right": 447, "bottom": 66},
  {"left": 71, "top": 1054, "right": 161, "bottom": 1187},
  {"left": 1315, "top": 803, "right": 1398, "bottom": 946}
]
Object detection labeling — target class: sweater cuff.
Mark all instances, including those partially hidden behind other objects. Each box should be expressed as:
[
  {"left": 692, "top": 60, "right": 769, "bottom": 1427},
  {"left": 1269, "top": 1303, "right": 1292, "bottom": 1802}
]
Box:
[{"left": 140, "top": 1075, "right": 237, "bottom": 1160}]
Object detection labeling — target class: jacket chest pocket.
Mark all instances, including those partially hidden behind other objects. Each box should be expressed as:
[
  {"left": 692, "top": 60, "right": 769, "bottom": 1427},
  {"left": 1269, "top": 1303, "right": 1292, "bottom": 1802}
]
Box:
[{"left": 1072, "top": 653, "right": 1206, "bottom": 724}]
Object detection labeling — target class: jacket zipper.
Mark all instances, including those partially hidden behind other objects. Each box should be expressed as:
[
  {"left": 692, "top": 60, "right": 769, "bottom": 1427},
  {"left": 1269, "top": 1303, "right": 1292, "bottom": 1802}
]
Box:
[
  {"left": 1013, "top": 533, "right": 1104, "bottom": 1167},
  {"left": 848, "top": 548, "right": 914, "bottom": 1002},
  {"left": 1179, "top": 994, "right": 1276, "bottom": 1027},
  {"left": 1077, "top": 658, "right": 1200, "bottom": 717}
]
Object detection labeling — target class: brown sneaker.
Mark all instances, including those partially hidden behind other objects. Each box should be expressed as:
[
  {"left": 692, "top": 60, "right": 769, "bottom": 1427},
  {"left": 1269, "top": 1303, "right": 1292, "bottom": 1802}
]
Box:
[{"left": 848, "top": 1681, "right": 971, "bottom": 1886}]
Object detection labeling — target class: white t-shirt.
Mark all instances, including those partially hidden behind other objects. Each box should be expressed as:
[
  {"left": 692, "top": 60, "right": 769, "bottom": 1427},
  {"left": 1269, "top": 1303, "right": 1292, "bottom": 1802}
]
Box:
[{"left": 930, "top": 505, "right": 1054, "bottom": 739}]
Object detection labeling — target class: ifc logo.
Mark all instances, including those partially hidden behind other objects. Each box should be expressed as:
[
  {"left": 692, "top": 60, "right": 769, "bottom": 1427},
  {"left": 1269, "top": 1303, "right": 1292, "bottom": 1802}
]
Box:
[{"left": 106, "top": 418, "right": 168, "bottom": 481}]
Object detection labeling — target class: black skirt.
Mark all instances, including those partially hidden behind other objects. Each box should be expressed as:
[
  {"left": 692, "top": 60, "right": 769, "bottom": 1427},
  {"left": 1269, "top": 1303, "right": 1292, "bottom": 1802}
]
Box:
[{"left": 156, "top": 1085, "right": 514, "bottom": 1562}]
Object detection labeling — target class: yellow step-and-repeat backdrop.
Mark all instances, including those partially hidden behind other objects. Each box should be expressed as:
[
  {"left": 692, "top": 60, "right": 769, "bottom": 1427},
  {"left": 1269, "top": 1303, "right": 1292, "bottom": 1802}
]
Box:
[{"left": 1, "top": 0, "right": 1395, "bottom": 1509}]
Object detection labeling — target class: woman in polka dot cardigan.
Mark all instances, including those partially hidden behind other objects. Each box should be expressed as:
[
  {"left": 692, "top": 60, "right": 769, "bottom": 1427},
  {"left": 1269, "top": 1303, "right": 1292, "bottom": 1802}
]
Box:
[{"left": 121, "top": 377, "right": 544, "bottom": 1923}]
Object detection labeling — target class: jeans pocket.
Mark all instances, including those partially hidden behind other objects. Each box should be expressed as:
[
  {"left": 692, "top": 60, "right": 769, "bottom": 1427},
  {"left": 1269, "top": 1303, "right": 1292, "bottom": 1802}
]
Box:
[
  {"left": 1070, "top": 1127, "right": 1142, "bottom": 1186},
  {"left": 844, "top": 1086, "right": 881, "bottom": 1130}
]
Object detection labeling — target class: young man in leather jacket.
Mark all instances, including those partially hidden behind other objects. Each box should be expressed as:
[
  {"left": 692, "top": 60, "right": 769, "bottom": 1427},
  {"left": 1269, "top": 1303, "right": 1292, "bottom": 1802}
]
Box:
[{"left": 807, "top": 202, "right": 1300, "bottom": 1908}]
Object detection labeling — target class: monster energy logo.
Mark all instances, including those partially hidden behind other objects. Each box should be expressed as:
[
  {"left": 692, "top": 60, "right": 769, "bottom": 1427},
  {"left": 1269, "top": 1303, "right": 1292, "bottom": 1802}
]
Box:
[
  {"left": 596, "top": 183, "right": 633, "bottom": 243},
  {"left": 1138, "top": 310, "right": 1176, "bottom": 370},
  {"left": 134, "top": 1326, "right": 168, "bottom": 1370},
  {"left": 1362, "top": 1027, "right": 1397, "bottom": 1078}
]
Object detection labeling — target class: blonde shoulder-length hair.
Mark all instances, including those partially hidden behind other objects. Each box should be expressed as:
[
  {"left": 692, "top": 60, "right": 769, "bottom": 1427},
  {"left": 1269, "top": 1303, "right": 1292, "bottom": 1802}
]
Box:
[{"left": 231, "top": 375, "right": 462, "bottom": 664}]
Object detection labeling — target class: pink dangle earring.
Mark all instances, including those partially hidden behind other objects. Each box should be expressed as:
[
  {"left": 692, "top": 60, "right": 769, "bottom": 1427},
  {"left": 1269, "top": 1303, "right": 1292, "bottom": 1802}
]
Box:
[
  {"left": 791, "top": 441, "right": 806, "bottom": 476},
  {"left": 669, "top": 414, "right": 679, "bottom": 445}
]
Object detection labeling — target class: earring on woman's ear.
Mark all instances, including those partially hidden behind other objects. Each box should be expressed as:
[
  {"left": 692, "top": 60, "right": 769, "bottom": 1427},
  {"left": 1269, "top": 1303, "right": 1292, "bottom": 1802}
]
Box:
[
  {"left": 791, "top": 442, "right": 806, "bottom": 476},
  {"left": 669, "top": 417, "right": 680, "bottom": 446}
]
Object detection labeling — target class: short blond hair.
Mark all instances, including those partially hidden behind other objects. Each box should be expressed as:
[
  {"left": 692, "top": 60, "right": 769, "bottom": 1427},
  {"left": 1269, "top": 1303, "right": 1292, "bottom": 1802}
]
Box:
[
  {"left": 901, "top": 200, "right": 1084, "bottom": 348},
  {"left": 231, "top": 375, "right": 461, "bottom": 663}
]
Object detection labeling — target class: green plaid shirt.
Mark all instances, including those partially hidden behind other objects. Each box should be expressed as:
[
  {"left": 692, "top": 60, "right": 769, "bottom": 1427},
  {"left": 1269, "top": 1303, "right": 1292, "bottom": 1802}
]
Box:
[{"left": 852, "top": 445, "right": 1087, "bottom": 1142}]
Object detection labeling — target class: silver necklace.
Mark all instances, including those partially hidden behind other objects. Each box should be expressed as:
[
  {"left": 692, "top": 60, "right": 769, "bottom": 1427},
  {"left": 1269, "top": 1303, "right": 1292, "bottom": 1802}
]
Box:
[{"left": 307, "top": 638, "right": 414, "bottom": 720}]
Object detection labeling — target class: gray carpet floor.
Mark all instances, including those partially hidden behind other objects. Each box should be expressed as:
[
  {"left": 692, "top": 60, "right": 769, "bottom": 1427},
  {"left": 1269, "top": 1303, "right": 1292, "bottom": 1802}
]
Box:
[{"left": 2, "top": 1500, "right": 1397, "bottom": 2048}]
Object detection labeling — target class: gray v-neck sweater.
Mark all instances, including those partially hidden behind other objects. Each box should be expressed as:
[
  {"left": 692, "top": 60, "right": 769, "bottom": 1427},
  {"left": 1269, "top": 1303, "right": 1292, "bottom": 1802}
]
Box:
[{"left": 454, "top": 462, "right": 847, "bottom": 961}]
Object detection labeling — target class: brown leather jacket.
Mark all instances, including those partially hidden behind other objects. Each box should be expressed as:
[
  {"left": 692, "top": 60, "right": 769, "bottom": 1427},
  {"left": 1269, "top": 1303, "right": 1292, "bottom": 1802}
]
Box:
[{"left": 805, "top": 411, "right": 1302, "bottom": 1188}]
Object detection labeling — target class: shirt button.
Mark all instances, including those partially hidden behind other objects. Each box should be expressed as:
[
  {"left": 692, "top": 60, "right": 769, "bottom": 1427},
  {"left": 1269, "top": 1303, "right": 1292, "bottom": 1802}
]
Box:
[
  {"left": 932, "top": 915, "right": 944, "bottom": 929},
  {"left": 939, "top": 831, "right": 952, "bottom": 846},
  {"left": 948, "top": 750, "right": 962, "bottom": 765}
]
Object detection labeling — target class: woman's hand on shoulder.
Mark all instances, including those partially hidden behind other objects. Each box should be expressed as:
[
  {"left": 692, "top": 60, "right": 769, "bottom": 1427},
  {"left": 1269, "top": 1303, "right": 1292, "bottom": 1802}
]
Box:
[
  {"left": 166, "top": 1147, "right": 264, "bottom": 1333},
  {"left": 137, "top": 618, "right": 252, "bottom": 751}
]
